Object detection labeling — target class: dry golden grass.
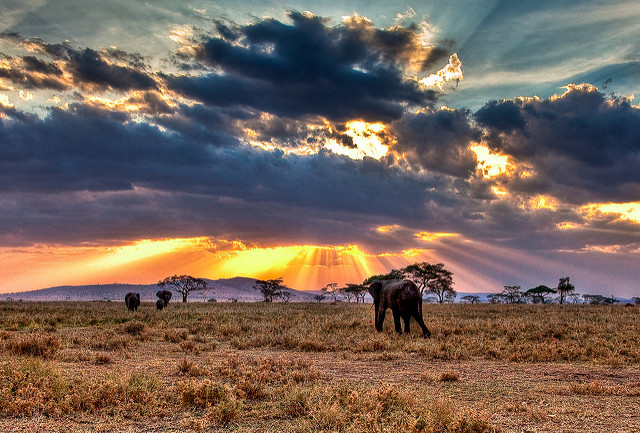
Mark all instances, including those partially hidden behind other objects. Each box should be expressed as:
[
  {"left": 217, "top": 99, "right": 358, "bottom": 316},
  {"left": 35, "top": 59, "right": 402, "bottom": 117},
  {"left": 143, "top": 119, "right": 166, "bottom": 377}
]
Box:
[{"left": 0, "top": 301, "right": 639, "bottom": 432}]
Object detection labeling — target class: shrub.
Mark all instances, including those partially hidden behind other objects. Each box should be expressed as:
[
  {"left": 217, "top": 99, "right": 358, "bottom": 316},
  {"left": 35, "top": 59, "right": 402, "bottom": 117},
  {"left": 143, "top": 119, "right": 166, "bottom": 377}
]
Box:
[
  {"left": 439, "top": 371, "right": 461, "bottom": 382},
  {"left": 5, "top": 333, "right": 61, "bottom": 358},
  {"left": 123, "top": 321, "right": 145, "bottom": 336},
  {"left": 178, "top": 379, "right": 228, "bottom": 408},
  {"left": 0, "top": 359, "right": 70, "bottom": 416}
]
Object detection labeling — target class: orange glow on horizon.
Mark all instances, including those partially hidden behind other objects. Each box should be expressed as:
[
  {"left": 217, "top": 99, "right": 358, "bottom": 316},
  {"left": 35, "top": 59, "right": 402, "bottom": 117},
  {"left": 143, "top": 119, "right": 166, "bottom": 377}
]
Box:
[{"left": 0, "top": 238, "right": 438, "bottom": 294}]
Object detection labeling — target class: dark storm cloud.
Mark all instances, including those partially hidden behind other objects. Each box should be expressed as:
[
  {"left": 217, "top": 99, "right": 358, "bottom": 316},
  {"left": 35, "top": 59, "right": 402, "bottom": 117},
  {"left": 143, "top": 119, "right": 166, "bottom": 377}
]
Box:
[
  {"left": 474, "top": 100, "right": 526, "bottom": 133},
  {"left": 391, "top": 108, "right": 480, "bottom": 178},
  {"left": 476, "top": 86, "right": 640, "bottom": 204},
  {"left": 0, "top": 102, "right": 453, "bottom": 246},
  {"left": 0, "top": 33, "right": 156, "bottom": 91},
  {"left": 67, "top": 48, "right": 156, "bottom": 91},
  {"left": 165, "top": 11, "right": 442, "bottom": 122},
  {"left": 0, "top": 54, "right": 69, "bottom": 90}
]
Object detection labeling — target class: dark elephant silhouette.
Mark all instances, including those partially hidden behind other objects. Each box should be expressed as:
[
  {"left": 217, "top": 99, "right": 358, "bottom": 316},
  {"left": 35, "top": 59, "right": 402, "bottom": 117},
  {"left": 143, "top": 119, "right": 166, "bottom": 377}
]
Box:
[
  {"left": 156, "top": 289, "right": 172, "bottom": 308},
  {"left": 125, "top": 292, "right": 141, "bottom": 311},
  {"left": 156, "top": 299, "right": 165, "bottom": 310},
  {"left": 368, "top": 279, "right": 431, "bottom": 338}
]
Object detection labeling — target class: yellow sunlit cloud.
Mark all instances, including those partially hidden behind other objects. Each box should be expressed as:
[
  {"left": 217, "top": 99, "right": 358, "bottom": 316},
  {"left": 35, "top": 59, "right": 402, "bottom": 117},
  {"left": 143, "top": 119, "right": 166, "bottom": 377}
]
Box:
[
  {"left": 324, "top": 120, "right": 390, "bottom": 160},
  {"left": 87, "top": 94, "right": 143, "bottom": 112},
  {"left": 0, "top": 94, "right": 13, "bottom": 107},
  {"left": 557, "top": 222, "right": 579, "bottom": 230},
  {"left": 470, "top": 144, "right": 514, "bottom": 178},
  {"left": 376, "top": 224, "right": 400, "bottom": 233},
  {"left": 581, "top": 202, "right": 640, "bottom": 224},
  {"left": 491, "top": 186, "right": 508, "bottom": 197},
  {"left": 552, "top": 83, "right": 599, "bottom": 101},
  {"left": 19, "top": 90, "right": 33, "bottom": 101},
  {"left": 415, "top": 231, "right": 458, "bottom": 242},
  {"left": 418, "top": 53, "right": 463, "bottom": 90},
  {"left": 530, "top": 195, "right": 557, "bottom": 210}
]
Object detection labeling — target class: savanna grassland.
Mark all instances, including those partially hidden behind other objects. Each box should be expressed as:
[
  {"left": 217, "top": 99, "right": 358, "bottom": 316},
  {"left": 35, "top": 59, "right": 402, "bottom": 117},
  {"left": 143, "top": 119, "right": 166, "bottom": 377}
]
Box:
[{"left": 1, "top": 301, "right": 640, "bottom": 433}]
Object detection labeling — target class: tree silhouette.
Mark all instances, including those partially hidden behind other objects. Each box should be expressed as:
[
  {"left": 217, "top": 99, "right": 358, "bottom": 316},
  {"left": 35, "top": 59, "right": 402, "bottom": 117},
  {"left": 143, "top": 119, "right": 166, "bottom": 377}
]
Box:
[
  {"left": 501, "top": 285, "right": 523, "bottom": 304},
  {"left": 313, "top": 294, "right": 326, "bottom": 303},
  {"left": 404, "top": 262, "right": 455, "bottom": 303},
  {"left": 321, "top": 283, "right": 341, "bottom": 302},
  {"left": 460, "top": 295, "right": 481, "bottom": 304},
  {"left": 362, "top": 269, "right": 405, "bottom": 285},
  {"left": 253, "top": 277, "right": 285, "bottom": 302},
  {"left": 158, "top": 275, "right": 208, "bottom": 303},
  {"left": 524, "top": 285, "right": 557, "bottom": 304},
  {"left": 280, "top": 290, "right": 295, "bottom": 303},
  {"left": 556, "top": 277, "right": 575, "bottom": 304},
  {"left": 342, "top": 283, "right": 367, "bottom": 303}
]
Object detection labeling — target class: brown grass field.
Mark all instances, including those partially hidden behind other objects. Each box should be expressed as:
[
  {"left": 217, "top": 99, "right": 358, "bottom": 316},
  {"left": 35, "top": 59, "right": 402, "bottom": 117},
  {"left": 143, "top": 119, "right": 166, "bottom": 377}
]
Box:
[{"left": 1, "top": 301, "right": 639, "bottom": 432}]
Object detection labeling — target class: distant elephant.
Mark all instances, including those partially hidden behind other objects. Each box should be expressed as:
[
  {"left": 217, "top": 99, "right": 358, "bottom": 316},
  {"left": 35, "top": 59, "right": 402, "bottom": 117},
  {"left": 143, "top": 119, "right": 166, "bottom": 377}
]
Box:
[
  {"left": 368, "top": 279, "right": 431, "bottom": 338},
  {"left": 156, "top": 299, "right": 165, "bottom": 310},
  {"left": 125, "top": 292, "right": 141, "bottom": 311},
  {"left": 156, "top": 289, "right": 172, "bottom": 308}
]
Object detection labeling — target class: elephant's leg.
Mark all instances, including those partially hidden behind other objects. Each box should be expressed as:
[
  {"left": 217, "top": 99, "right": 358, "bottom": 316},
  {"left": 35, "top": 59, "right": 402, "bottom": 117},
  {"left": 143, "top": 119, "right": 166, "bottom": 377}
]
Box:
[
  {"left": 412, "top": 307, "right": 431, "bottom": 338},
  {"left": 392, "top": 310, "right": 402, "bottom": 334},
  {"left": 376, "top": 306, "right": 386, "bottom": 332},
  {"left": 402, "top": 313, "right": 411, "bottom": 334}
]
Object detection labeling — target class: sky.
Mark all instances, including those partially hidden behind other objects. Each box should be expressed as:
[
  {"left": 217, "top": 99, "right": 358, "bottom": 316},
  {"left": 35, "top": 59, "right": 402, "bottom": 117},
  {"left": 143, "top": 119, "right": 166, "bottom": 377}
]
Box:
[{"left": 1, "top": 0, "right": 639, "bottom": 297}]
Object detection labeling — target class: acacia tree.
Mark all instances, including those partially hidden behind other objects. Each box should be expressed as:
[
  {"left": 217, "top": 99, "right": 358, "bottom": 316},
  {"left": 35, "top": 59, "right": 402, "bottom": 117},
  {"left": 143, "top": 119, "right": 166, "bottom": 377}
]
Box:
[
  {"left": 321, "top": 283, "right": 341, "bottom": 302},
  {"left": 460, "top": 295, "right": 481, "bottom": 304},
  {"left": 343, "top": 283, "right": 367, "bottom": 303},
  {"left": 253, "top": 277, "right": 285, "bottom": 302},
  {"left": 362, "top": 269, "right": 405, "bottom": 285},
  {"left": 501, "top": 285, "right": 523, "bottom": 304},
  {"left": 280, "top": 290, "right": 295, "bottom": 303},
  {"left": 158, "top": 275, "right": 208, "bottom": 303},
  {"left": 403, "top": 262, "right": 456, "bottom": 303},
  {"left": 524, "top": 285, "right": 557, "bottom": 304},
  {"left": 556, "top": 277, "right": 575, "bottom": 304}
]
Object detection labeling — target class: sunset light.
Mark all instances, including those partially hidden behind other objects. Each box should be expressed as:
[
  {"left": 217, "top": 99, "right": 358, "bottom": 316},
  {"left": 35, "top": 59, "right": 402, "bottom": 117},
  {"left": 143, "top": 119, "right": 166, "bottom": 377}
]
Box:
[
  {"left": 1, "top": 2, "right": 639, "bottom": 300},
  {"left": 470, "top": 144, "right": 513, "bottom": 178},
  {"left": 324, "top": 120, "right": 390, "bottom": 160},
  {"left": 582, "top": 202, "right": 640, "bottom": 224}
]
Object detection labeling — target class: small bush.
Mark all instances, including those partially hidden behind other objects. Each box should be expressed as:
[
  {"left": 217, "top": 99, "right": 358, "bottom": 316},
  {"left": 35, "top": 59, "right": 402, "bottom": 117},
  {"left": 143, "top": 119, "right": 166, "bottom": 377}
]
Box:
[
  {"left": 178, "top": 357, "right": 202, "bottom": 376},
  {"left": 94, "top": 353, "right": 112, "bottom": 365},
  {"left": 0, "top": 359, "right": 70, "bottom": 416},
  {"left": 5, "top": 333, "right": 61, "bottom": 358},
  {"left": 179, "top": 340, "right": 199, "bottom": 354},
  {"left": 178, "top": 379, "right": 228, "bottom": 408},
  {"left": 439, "top": 371, "right": 461, "bottom": 382},
  {"left": 207, "top": 398, "right": 243, "bottom": 425},
  {"left": 165, "top": 329, "right": 188, "bottom": 343},
  {"left": 123, "top": 321, "right": 145, "bottom": 336}
]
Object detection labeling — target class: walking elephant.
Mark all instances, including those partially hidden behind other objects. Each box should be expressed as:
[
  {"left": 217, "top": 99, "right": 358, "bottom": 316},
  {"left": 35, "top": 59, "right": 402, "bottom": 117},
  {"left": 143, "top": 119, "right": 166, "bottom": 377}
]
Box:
[
  {"left": 368, "top": 279, "right": 431, "bottom": 338},
  {"left": 156, "top": 289, "right": 172, "bottom": 308},
  {"left": 125, "top": 292, "right": 141, "bottom": 311}
]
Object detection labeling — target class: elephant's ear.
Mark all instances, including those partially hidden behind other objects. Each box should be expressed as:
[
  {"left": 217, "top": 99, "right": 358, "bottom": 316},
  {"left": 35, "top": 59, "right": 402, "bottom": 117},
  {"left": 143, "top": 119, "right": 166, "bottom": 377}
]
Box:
[{"left": 368, "top": 280, "right": 382, "bottom": 302}]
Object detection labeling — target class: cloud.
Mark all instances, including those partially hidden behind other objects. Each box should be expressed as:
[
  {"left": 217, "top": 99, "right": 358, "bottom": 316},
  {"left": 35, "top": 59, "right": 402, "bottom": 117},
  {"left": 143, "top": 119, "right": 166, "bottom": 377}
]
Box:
[
  {"left": 0, "top": 33, "right": 156, "bottom": 92},
  {"left": 0, "top": 101, "right": 456, "bottom": 247},
  {"left": 476, "top": 85, "right": 640, "bottom": 204},
  {"left": 164, "top": 11, "right": 448, "bottom": 122},
  {"left": 391, "top": 107, "right": 480, "bottom": 177}
]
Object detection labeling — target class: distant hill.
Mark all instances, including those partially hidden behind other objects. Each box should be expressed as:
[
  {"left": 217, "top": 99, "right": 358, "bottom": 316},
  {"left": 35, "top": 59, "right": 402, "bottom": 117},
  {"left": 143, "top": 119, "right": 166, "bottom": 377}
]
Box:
[{"left": 2, "top": 277, "right": 316, "bottom": 303}]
